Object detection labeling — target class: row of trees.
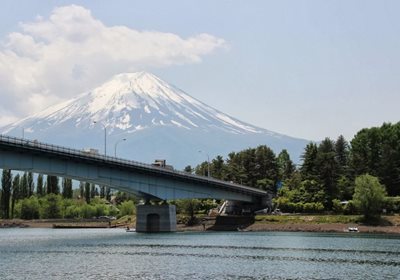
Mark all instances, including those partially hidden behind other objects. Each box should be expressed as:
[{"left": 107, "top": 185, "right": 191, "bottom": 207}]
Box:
[
  {"left": 0, "top": 170, "right": 115, "bottom": 219},
  {"left": 188, "top": 122, "right": 400, "bottom": 217}
]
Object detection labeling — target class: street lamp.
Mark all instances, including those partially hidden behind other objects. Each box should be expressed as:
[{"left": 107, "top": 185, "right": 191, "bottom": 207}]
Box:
[
  {"left": 93, "top": 121, "right": 107, "bottom": 156},
  {"left": 198, "top": 150, "right": 210, "bottom": 178},
  {"left": 114, "top": 138, "right": 126, "bottom": 157}
]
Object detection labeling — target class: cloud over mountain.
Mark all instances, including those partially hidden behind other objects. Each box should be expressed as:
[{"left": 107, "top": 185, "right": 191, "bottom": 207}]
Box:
[{"left": 0, "top": 5, "right": 227, "bottom": 126}]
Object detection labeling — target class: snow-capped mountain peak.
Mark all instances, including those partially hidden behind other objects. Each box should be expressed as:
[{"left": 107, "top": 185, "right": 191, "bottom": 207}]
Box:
[
  {"left": 1, "top": 72, "right": 309, "bottom": 168},
  {"left": 4, "top": 72, "right": 264, "bottom": 135}
]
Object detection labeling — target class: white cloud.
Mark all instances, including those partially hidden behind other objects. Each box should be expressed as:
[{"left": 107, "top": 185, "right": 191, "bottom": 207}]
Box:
[{"left": 0, "top": 5, "right": 227, "bottom": 125}]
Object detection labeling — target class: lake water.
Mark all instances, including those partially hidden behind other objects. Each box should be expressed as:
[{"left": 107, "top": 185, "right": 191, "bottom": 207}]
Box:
[{"left": 0, "top": 229, "right": 399, "bottom": 279}]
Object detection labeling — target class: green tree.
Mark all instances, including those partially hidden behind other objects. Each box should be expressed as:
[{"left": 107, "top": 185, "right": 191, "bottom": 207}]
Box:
[
  {"left": 47, "top": 175, "right": 59, "bottom": 194},
  {"left": 316, "top": 138, "right": 339, "bottom": 209},
  {"left": 183, "top": 165, "right": 193, "bottom": 173},
  {"left": 40, "top": 194, "right": 62, "bottom": 219},
  {"left": 1, "top": 169, "right": 12, "bottom": 219},
  {"left": 19, "top": 196, "right": 40, "bottom": 219},
  {"left": 353, "top": 174, "right": 386, "bottom": 221},
  {"left": 27, "top": 172, "right": 34, "bottom": 197},
  {"left": 84, "top": 182, "right": 91, "bottom": 204},
  {"left": 62, "top": 178, "right": 73, "bottom": 199},
  {"left": 335, "top": 135, "right": 349, "bottom": 176},
  {"left": 119, "top": 200, "right": 135, "bottom": 216},
  {"left": 300, "top": 142, "right": 318, "bottom": 179},
  {"left": 11, "top": 174, "right": 20, "bottom": 218},
  {"left": 20, "top": 172, "right": 28, "bottom": 199},
  {"left": 37, "top": 174, "right": 44, "bottom": 197},
  {"left": 277, "top": 149, "right": 295, "bottom": 181}
]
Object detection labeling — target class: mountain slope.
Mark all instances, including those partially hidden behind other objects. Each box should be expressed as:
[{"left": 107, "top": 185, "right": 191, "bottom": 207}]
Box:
[{"left": 1, "top": 72, "right": 309, "bottom": 168}]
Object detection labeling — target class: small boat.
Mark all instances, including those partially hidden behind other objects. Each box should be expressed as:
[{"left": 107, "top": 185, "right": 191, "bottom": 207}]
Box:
[{"left": 347, "top": 227, "right": 359, "bottom": 232}]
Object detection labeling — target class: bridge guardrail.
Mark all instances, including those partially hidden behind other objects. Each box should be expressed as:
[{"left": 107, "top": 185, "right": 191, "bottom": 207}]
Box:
[{"left": 0, "top": 134, "right": 266, "bottom": 196}]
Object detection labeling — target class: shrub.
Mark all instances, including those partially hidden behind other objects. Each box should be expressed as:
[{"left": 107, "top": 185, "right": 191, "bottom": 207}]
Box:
[
  {"left": 332, "top": 199, "right": 343, "bottom": 214},
  {"left": 19, "top": 197, "right": 40, "bottom": 219}
]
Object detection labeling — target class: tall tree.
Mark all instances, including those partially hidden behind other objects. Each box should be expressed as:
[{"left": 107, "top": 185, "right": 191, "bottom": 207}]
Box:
[
  {"left": 47, "top": 175, "right": 59, "bottom": 194},
  {"left": 11, "top": 174, "right": 20, "bottom": 218},
  {"left": 335, "top": 135, "right": 349, "bottom": 175},
  {"left": 105, "top": 187, "right": 112, "bottom": 201},
  {"left": 20, "top": 172, "right": 29, "bottom": 199},
  {"left": 84, "top": 182, "right": 91, "bottom": 204},
  {"left": 1, "top": 169, "right": 12, "bottom": 219},
  {"left": 316, "top": 138, "right": 339, "bottom": 208},
  {"left": 36, "top": 174, "right": 44, "bottom": 197},
  {"left": 27, "top": 172, "right": 34, "bottom": 197},
  {"left": 353, "top": 174, "right": 386, "bottom": 221},
  {"left": 62, "top": 178, "right": 73, "bottom": 199},
  {"left": 100, "top": 185, "right": 106, "bottom": 199},
  {"left": 300, "top": 142, "right": 319, "bottom": 179},
  {"left": 277, "top": 149, "right": 295, "bottom": 181}
]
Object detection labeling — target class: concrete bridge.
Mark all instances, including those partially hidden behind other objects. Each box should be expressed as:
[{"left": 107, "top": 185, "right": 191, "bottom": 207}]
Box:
[{"left": 0, "top": 135, "right": 267, "bottom": 232}]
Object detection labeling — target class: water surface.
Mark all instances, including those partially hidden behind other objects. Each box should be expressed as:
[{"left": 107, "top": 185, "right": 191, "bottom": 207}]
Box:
[{"left": 0, "top": 228, "right": 399, "bottom": 279}]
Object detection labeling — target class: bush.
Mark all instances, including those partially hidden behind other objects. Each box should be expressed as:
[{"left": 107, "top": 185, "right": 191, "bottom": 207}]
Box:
[
  {"left": 40, "top": 194, "right": 62, "bottom": 219},
  {"left": 343, "top": 200, "right": 357, "bottom": 215},
  {"left": 19, "top": 197, "right": 40, "bottom": 219},
  {"left": 383, "top": 197, "right": 400, "bottom": 213},
  {"left": 80, "top": 204, "right": 96, "bottom": 218},
  {"left": 118, "top": 200, "right": 135, "bottom": 217},
  {"left": 332, "top": 199, "right": 343, "bottom": 214}
]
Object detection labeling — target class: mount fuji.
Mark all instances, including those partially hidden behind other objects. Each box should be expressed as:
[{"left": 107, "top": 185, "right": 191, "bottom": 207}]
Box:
[{"left": 0, "top": 72, "right": 309, "bottom": 168}]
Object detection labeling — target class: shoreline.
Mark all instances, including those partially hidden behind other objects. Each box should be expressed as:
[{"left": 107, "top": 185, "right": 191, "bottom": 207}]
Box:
[{"left": 2, "top": 217, "right": 400, "bottom": 235}]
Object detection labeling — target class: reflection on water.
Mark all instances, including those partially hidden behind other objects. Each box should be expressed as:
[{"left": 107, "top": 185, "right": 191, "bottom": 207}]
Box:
[{"left": 0, "top": 229, "right": 399, "bottom": 279}]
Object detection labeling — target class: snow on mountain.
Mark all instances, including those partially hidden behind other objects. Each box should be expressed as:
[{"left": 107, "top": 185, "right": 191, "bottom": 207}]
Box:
[{"left": 1, "top": 72, "right": 309, "bottom": 168}]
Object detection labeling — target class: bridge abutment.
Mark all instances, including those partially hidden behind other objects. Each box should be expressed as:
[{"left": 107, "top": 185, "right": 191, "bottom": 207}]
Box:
[{"left": 136, "top": 204, "right": 177, "bottom": 232}]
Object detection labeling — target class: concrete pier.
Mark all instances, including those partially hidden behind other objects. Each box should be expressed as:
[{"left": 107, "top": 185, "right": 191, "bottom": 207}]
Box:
[{"left": 136, "top": 204, "right": 177, "bottom": 232}]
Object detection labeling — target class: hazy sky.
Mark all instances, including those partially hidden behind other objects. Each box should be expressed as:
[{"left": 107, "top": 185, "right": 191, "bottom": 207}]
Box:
[{"left": 1, "top": 1, "right": 399, "bottom": 141}]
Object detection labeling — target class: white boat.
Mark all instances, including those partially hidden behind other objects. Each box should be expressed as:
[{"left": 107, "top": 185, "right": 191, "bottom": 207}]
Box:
[{"left": 347, "top": 227, "right": 359, "bottom": 232}]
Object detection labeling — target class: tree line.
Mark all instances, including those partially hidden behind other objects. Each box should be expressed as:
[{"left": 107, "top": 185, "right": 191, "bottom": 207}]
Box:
[
  {"left": 187, "top": 122, "right": 400, "bottom": 216},
  {"left": 0, "top": 171, "right": 118, "bottom": 219}
]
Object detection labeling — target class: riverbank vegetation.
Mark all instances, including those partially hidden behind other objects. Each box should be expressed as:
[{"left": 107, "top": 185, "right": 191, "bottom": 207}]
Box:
[{"left": 1, "top": 122, "right": 400, "bottom": 224}]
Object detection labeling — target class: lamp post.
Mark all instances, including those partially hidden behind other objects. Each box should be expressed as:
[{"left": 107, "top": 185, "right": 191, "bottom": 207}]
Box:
[
  {"left": 93, "top": 121, "right": 107, "bottom": 156},
  {"left": 114, "top": 138, "right": 126, "bottom": 157},
  {"left": 22, "top": 127, "right": 25, "bottom": 139},
  {"left": 198, "top": 150, "right": 210, "bottom": 178}
]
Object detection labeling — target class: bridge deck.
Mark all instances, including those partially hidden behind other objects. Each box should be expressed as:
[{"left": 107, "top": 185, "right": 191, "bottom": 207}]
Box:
[{"left": 0, "top": 135, "right": 266, "bottom": 198}]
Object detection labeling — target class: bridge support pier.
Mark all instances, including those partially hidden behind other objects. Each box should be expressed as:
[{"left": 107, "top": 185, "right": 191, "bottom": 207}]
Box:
[{"left": 136, "top": 204, "right": 177, "bottom": 232}]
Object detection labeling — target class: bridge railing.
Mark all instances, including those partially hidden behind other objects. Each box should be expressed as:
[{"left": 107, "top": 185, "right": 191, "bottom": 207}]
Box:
[{"left": 0, "top": 134, "right": 266, "bottom": 195}]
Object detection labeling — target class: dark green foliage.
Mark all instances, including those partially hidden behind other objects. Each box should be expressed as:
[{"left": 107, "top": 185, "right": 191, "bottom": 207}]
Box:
[
  {"left": 20, "top": 173, "right": 28, "bottom": 199},
  {"left": 350, "top": 122, "right": 400, "bottom": 196},
  {"left": 40, "top": 194, "right": 62, "bottom": 218},
  {"left": 300, "top": 142, "right": 318, "bottom": 179},
  {"left": 316, "top": 138, "right": 339, "bottom": 208},
  {"left": 277, "top": 149, "right": 295, "bottom": 181},
  {"left": 61, "top": 178, "right": 73, "bottom": 199},
  {"left": 1, "top": 169, "right": 12, "bottom": 219},
  {"left": 84, "top": 182, "right": 90, "bottom": 204},
  {"left": 20, "top": 196, "right": 40, "bottom": 219},
  {"left": 100, "top": 185, "right": 106, "bottom": 198},
  {"left": 36, "top": 174, "right": 44, "bottom": 196},
  {"left": 225, "top": 146, "right": 278, "bottom": 190},
  {"left": 183, "top": 165, "right": 193, "bottom": 173},
  {"left": 46, "top": 175, "right": 59, "bottom": 194},
  {"left": 11, "top": 174, "right": 20, "bottom": 218},
  {"left": 27, "top": 172, "right": 34, "bottom": 197}
]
